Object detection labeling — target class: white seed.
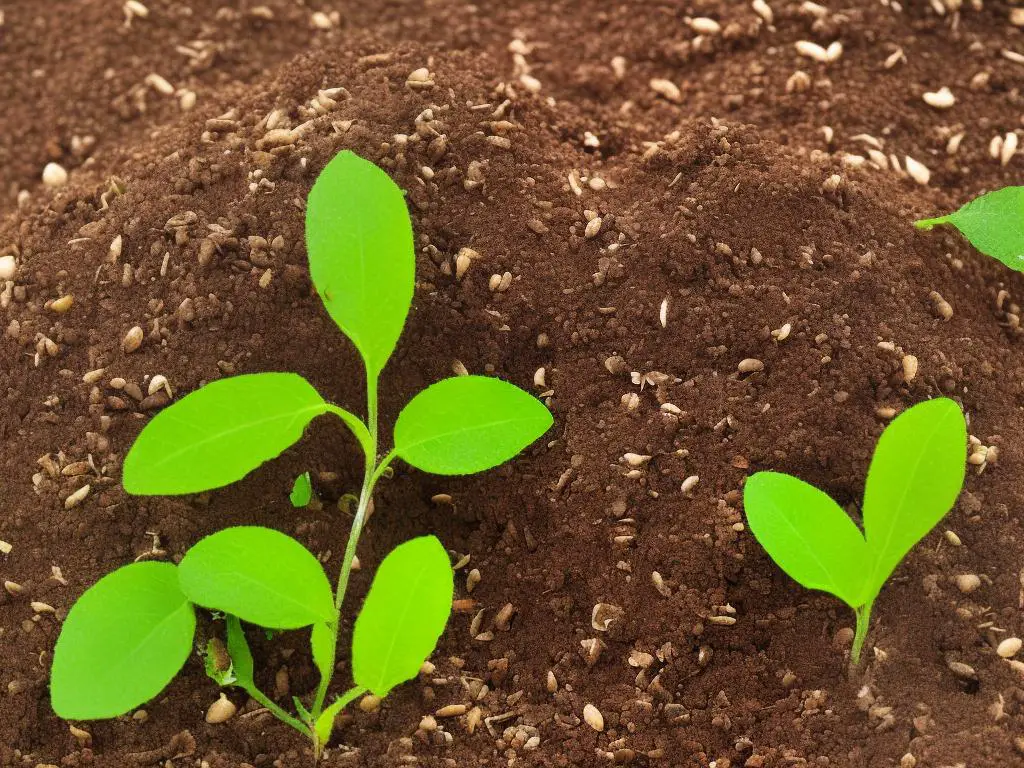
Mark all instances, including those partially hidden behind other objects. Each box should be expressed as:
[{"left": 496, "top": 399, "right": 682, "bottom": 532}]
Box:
[
  {"left": 144, "top": 73, "right": 174, "bottom": 95},
  {"left": 772, "top": 323, "right": 792, "bottom": 341},
  {"left": 64, "top": 484, "right": 91, "bottom": 510},
  {"left": 611, "top": 56, "right": 627, "bottom": 79},
  {"left": 179, "top": 90, "right": 197, "bottom": 111},
  {"left": 997, "top": 637, "right": 1022, "bottom": 658},
  {"left": 0, "top": 255, "right": 16, "bottom": 280},
  {"left": 826, "top": 41, "right": 843, "bottom": 62},
  {"left": 148, "top": 374, "right": 172, "bottom": 398},
  {"left": 124, "top": 0, "right": 149, "bottom": 18},
  {"left": 904, "top": 156, "right": 930, "bottom": 185},
  {"left": 990, "top": 134, "right": 1004, "bottom": 160},
  {"left": 946, "top": 132, "right": 965, "bottom": 155},
  {"left": 42, "top": 163, "right": 68, "bottom": 188},
  {"left": 955, "top": 574, "right": 981, "bottom": 593},
  {"left": 406, "top": 68, "right": 434, "bottom": 89},
  {"left": 752, "top": 0, "right": 774, "bottom": 24},
  {"left": 689, "top": 17, "right": 721, "bottom": 35},
  {"left": 1013, "top": 8, "right": 1024, "bottom": 26},
  {"left": 31, "top": 600, "right": 56, "bottom": 614},
  {"left": 659, "top": 298, "right": 668, "bottom": 328},
  {"left": 122, "top": 325, "right": 144, "bottom": 353},
  {"left": 884, "top": 48, "right": 905, "bottom": 69},
  {"left": 944, "top": 530, "right": 962, "bottom": 546},
  {"left": 681, "top": 475, "right": 699, "bottom": 495},
  {"left": 583, "top": 703, "right": 604, "bottom": 731},
  {"left": 623, "top": 453, "right": 652, "bottom": 468},
  {"left": 649, "top": 78, "right": 682, "bottom": 103},
  {"left": 205, "top": 694, "right": 237, "bottom": 724},
  {"left": 738, "top": 358, "right": 764, "bottom": 374},
  {"left": 50, "top": 295, "right": 73, "bottom": 313},
  {"left": 902, "top": 354, "right": 918, "bottom": 383},
  {"left": 109, "top": 235, "right": 123, "bottom": 261},
  {"left": 0, "top": 541, "right": 11, "bottom": 555},
  {"left": 923, "top": 87, "right": 955, "bottom": 109},
  {"left": 534, "top": 367, "right": 547, "bottom": 388},
  {"left": 546, "top": 670, "right": 558, "bottom": 693},
  {"left": 311, "top": 11, "right": 333, "bottom": 28},
  {"left": 519, "top": 74, "right": 542, "bottom": 93},
  {"left": 1002, "top": 132, "right": 1018, "bottom": 166},
  {"left": 466, "top": 568, "right": 481, "bottom": 593},
  {"left": 584, "top": 217, "right": 603, "bottom": 239},
  {"left": 795, "top": 40, "right": 829, "bottom": 63}
]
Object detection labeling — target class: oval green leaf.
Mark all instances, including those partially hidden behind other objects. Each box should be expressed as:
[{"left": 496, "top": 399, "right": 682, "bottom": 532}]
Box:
[
  {"left": 861, "top": 398, "right": 966, "bottom": 603},
  {"left": 306, "top": 150, "right": 414, "bottom": 377},
  {"left": 393, "top": 376, "right": 553, "bottom": 475},
  {"left": 916, "top": 187, "right": 1024, "bottom": 271},
  {"left": 352, "top": 536, "right": 453, "bottom": 697},
  {"left": 311, "top": 621, "right": 335, "bottom": 684},
  {"left": 51, "top": 562, "right": 195, "bottom": 720},
  {"left": 744, "top": 471, "right": 869, "bottom": 609},
  {"left": 123, "top": 373, "right": 328, "bottom": 496},
  {"left": 290, "top": 471, "right": 313, "bottom": 508},
  {"left": 178, "top": 527, "right": 334, "bottom": 629}
]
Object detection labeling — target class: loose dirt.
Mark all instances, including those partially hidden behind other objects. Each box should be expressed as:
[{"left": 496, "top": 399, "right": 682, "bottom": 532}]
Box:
[{"left": 2, "top": 1, "right": 1024, "bottom": 766}]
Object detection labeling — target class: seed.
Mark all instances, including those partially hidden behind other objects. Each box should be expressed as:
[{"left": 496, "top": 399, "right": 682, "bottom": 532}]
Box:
[
  {"left": 884, "top": 48, "right": 905, "bottom": 69},
  {"left": 752, "top": 0, "right": 774, "bottom": 24},
  {"left": 31, "top": 601, "right": 55, "bottom": 614},
  {"left": 311, "top": 10, "right": 333, "bottom": 28},
  {"left": 998, "top": 637, "right": 1022, "bottom": 658},
  {"left": 534, "top": 367, "right": 547, "bottom": 388},
  {"left": 68, "top": 725, "right": 92, "bottom": 747},
  {"left": 4, "top": 581, "right": 22, "bottom": 595},
  {"left": 406, "top": 68, "right": 434, "bottom": 89},
  {"left": 902, "top": 354, "right": 918, "bottom": 383},
  {"left": 708, "top": 615, "right": 737, "bottom": 626},
  {"left": 929, "top": 291, "right": 953, "bottom": 320},
  {"left": 689, "top": 17, "right": 721, "bottom": 35},
  {"left": 922, "top": 87, "right": 955, "bottom": 109},
  {"left": 144, "top": 73, "right": 175, "bottom": 95},
  {"left": 623, "top": 453, "right": 651, "bottom": 468},
  {"left": 786, "top": 70, "right": 811, "bottom": 93},
  {"left": 122, "top": 325, "right": 144, "bottom": 353},
  {"left": 583, "top": 703, "right": 605, "bottom": 731},
  {"left": 592, "top": 603, "right": 624, "bottom": 631},
  {"left": 651, "top": 571, "right": 672, "bottom": 597},
  {"left": 455, "top": 253, "right": 472, "bottom": 279},
  {"left": 0, "top": 541, "right": 11, "bottom": 555},
  {"left": 611, "top": 56, "right": 627, "bottom": 79},
  {"left": 546, "top": 670, "right": 558, "bottom": 693},
  {"left": 519, "top": 74, "right": 542, "bottom": 92},
  {"left": 467, "top": 706, "right": 483, "bottom": 733},
  {"left": 1002, "top": 132, "right": 1019, "bottom": 166},
  {"left": 49, "top": 295, "right": 73, "bottom": 313},
  {"left": 0, "top": 254, "right": 16, "bottom": 280},
  {"left": 649, "top": 78, "right": 682, "bottom": 103},
  {"left": 1013, "top": 7, "right": 1024, "bottom": 25},
  {"left": 904, "top": 156, "right": 930, "bottom": 185},
  {"left": 179, "top": 90, "right": 197, "bottom": 111},
  {"left": 42, "top": 163, "right": 68, "bottom": 188},
  {"left": 494, "top": 603, "right": 516, "bottom": 631},
  {"left": 738, "top": 358, "right": 764, "bottom": 374},
  {"left": 584, "top": 217, "right": 603, "bottom": 239},
  {"left": 772, "top": 323, "right": 792, "bottom": 341},
  {"left": 436, "top": 703, "right": 467, "bottom": 717},
  {"left": 659, "top": 298, "right": 668, "bottom": 328},
  {"left": 946, "top": 132, "right": 965, "bottom": 155},
  {"left": 64, "top": 484, "right": 91, "bottom": 510},
  {"left": 826, "top": 41, "right": 843, "bottom": 62},
  {"left": 955, "top": 574, "right": 981, "bottom": 593},
  {"left": 205, "top": 693, "right": 237, "bottom": 724},
  {"left": 944, "top": 530, "right": 962, "bottom": 546},
  {"left": 124, "top": 0, "right": 149, "bottom": 17},
  {"left": 359, "top": 694, "right": 381, "bottom": 712},
  {"left": 466, "top": 568, "right": 481, "bottom": 593},
  {"left": 948, "top": 660, "right": 977, "bottom": 680},
  {"left": 795, "top": 40, "right": 829, "bottom": 63},
  {"left": 148, "top": 374, "right": 172, "bottom": 398},
  {"left": 681, "top": 475, "right": 699, "bottom": 495}
]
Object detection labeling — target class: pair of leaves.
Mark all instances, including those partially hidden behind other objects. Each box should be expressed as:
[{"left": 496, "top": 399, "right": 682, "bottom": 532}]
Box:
[
  {"left": 123, "top": 373, "right": 552, "bottom": 494},
  {"left": 916, "top": 186, "right": 1024, "bottom": 272},
  {"left": 51, "top": 531, "right": 452, "bottom": 724},
  {"left": 744, "top": 398, "right": 967, "bottom": 611}
]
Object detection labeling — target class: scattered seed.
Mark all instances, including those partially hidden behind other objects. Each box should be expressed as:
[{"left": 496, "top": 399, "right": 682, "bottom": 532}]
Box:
[
  {"left": 997, "top": 637, "right": 1022, "bottom": 658},
  {"left": 922, "top": 87, "right": 955, "bottom": 109},
  {"left": 583, "top": 703, "right": 605, "bottom": 731},
  {"left": 884, "top": 48, "right": 905, "bottom": 69},
  {"left": 124, "top": 0, "right": 149, "bottom": 18},
  {"left": 0, "top": 541, "right": 11, "bottom": 555},
  {"left": 929, "top": 291, "right": 954, "bottom": 320},
  {"left": 944, "top": 530, "right": 962, "bottom": 546},
  {"left": 752, "top": 0, "right": 774, "bottom": 24},
  {"left": 649, "top": 78, "right": 682, "bottom": 103},
  {"left": 49, "top": 295, "right": 73, "bottom": 313},
  {"left": 738, "top": 358, "right": 764, "bottom": 374},
  {"left": 359, "top": 694, "right": 381, "bottom": 712},
  {"left": 659, "top": 298, "right": 668, "bottom": 328},
  {"left": 144, "top": 73, "right": 174, "bottom": 95},
  {"left": 584, "top": 217, "right": 603, "bottom": 239},
  {"left": 546, "top": 670, "right": 558, "bottom": 693},
  {"left": 902, "top": 354, "right": 918, "bottom": 383},
  {"left": 31, "top": 601, "right": 55, "bottom": 614},
  {"left": 311, "top": 11, "right": 333, "bottom": 28},
  {"left": 42, "top": 163, "right": 68, "bottom": 188},
  {"left": 591, "top": 603, "right": 625, "bottom": 631},
  {"left": 772, "top": 322, "right": 792, "bottom": 341},
  {"left": 955, "top": 574, "right": 981, "bottom": 593},
  {"left": 406, "top": 68, "right": 435, "bottom": 89},
  {"left": 681, "top": 475, "right": 699, "bottom": 495},
  {"left": 205, "top": 693, "right": 237, "bottom": 724},
  {"left": 904, "top": 156, "right": 930, "bottom": 185},
  {"left": 0, "top": 254, "right": 16, "bottom": 280},
  {"left": 64, "top": 484, "right": 91, "bottom": 510},
  {"left": 466, "top": 568, "right": 481, "bottom": 593},
  {"left": 689, "top": 17, "right": 721, "bottom": 35},
  {"left": 436, "top": 703, "right": 467, "bottom": 717},
  {"left": 948, "top": 660, "right": 977, "bottom": 680},
  {"left": 1002, "top": 132, "right": 1019, "bottom": 166},
  {"left": 623, "top": 453, "right": 652, "bottom": 468}
]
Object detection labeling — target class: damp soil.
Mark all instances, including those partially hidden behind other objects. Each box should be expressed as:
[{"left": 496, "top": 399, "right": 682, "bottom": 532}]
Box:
[{"left": 2, "top": 1, "right": 1024, "bottom": 767}]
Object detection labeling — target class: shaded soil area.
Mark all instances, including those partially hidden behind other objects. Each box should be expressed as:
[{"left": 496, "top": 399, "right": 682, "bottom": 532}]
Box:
[{"left": 2, "top": 2, "right": 1024, "bottom": 767}]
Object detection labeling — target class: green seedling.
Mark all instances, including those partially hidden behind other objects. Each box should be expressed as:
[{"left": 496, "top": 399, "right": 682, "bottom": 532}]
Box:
[
  {"left": 743, "top": 398, "right": 967, "bottom": 665},
  {"left": 291, "top": 471, "right": 313, "bottom": 508},
  {"left": 915, "top": 186, "right": 1024, "bottom": 272},
  {"left": 50, "top": 151, "right": 553, "bottom": 756}
]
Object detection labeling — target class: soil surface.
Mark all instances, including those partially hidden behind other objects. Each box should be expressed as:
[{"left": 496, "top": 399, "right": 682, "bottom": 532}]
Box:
[{"left": 3, "top": 1, "right": 1024, "bottom": 766}]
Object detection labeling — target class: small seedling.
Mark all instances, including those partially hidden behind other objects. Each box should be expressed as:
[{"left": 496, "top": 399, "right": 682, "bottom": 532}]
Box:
[
  {"left": 290, "top": 471, "right": 313, "bottom": 508},
  {"left": 915, "top": 186, "right": 1024, "bottom": 271},
  {"left": 743, "top": 398, "right": 966, "bottom": 665},
  {"left": 50, "top": 151, "right": 553, "bottom": 756}
]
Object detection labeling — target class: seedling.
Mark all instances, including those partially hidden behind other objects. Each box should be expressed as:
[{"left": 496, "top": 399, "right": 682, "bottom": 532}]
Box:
[
  {"left": 50, "top": 151, "right": 553, "bottom": 756},
  {"left": 915, "top": 186, "right": 1024, "bottom": 271},
  {"left": 743, "top": 398, "right": 966, "bottom": 665}
]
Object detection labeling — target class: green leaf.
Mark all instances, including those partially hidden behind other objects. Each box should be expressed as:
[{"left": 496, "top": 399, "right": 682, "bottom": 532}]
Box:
[
  {"left": 225, "top": 615, "right": 255, "bottom": 689},
  {"left": 862, "top": 398, "right": 967, "bottom": 603},
  {"left": 916, "top": 187, "right": 1024, "bottom": 271},
  {"left": 352, "top": 536, "right": 453, "bottom": 697},
  {"left": 311, "top": 622, "right": 335, "bottom": 684},
  {"left": 178, "top": 527, "right": 335, "bottom": 629},
  {"left": 393, "top": 376, "right": 553, "bottom": 475},
  {"left": 123, "top": 373, "right": 328, "bottom": 495},
  {"left": 51, "top": 562, "right": 195, "bottom": 720},
  {"left": 744, "top": 472, "right": 870, "bottom": 608},
  {"left": 314, "top": 686, "right": 365, "bottom": 748},
  {"left": 290, "top": 471, "right": 313, "bottom": 508},
  {"left": 204, "top": 638, "right": 236, "bottom": 687},
  {"left": 306, "top": 150, "right": 414, "bottom": 378}
]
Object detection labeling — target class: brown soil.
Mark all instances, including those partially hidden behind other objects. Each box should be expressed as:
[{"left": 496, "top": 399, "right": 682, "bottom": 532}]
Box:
[{"left": 3, "top": 1, "right": 1024, "bottom": 766}]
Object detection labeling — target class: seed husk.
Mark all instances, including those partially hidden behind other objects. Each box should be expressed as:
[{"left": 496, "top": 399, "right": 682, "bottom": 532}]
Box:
[
  {"left": 583, "top": 703, "right": 605, "bottom": 731},
  {"left": 122, "top": 325, "right": 144, "bottom": 353},
  {"left": 205, "top": 693, "right": 237, "bottom": 723},
  {"left": 64, "top": 484, "right": 91, "bottom": 510},
  {"left": 738, "top": 358, "right": 764, "bottom": 374}
]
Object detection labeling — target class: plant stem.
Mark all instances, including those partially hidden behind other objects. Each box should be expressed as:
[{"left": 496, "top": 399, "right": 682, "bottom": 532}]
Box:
[
  {"left": 851, "top": 601, "right": 873, "bottom": 666},
  {"left": 914, "top": 215, "right": 948, "bottom": 231},
  {"left": 246, "top": 684, "right": 310, "bottom": 736}
]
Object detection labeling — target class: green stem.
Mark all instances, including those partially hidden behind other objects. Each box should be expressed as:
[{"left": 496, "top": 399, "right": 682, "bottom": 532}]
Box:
[
  {"left": 914, "top": 215, "right": 949, "bottom": 231},
  {"left": 311, "top": 376, "right": 383, "bottom": 719},
  {"left": 851, "top": 601, "right": 873, "bottom": 666},
  {"left": 245, "top": 684, "right": 310, "bottom": 736}
]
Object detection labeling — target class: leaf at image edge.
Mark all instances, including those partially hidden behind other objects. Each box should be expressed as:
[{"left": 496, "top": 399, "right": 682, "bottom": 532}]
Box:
[
  {"left": 352, "top": 536, "right": 453, "bottom": 697},
  {"left": 50, "top": 562, "right": 195, "bottom": 720},
  {"left": 916, "top": 186, "right": 1024, "bottom": 272}
]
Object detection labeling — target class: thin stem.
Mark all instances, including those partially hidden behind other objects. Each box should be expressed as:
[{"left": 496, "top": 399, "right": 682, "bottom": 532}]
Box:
[
  {"left": 851, "top": 601, "right": 873, "bottom": 666},
  {"left": 914, "top": 215, "right": 948, "bottom": 231},
  {"left": 246, "top": 685, "right": 310, "bottom": 736}
]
